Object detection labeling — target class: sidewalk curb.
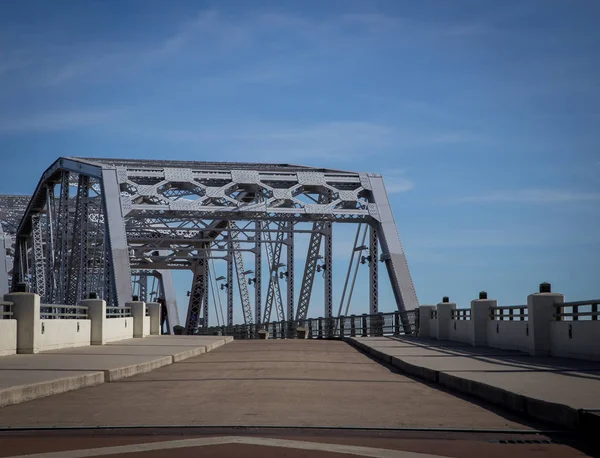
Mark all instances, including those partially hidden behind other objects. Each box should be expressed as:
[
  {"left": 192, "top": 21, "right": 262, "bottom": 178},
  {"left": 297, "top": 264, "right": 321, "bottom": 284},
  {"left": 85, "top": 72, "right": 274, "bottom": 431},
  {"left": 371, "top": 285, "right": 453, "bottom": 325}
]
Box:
[
  {"left": 345, "top": 337, "right": 583, "bottom": 430},
  {"left": 0, "top": 337, "right": 232, "bottom": 408}
]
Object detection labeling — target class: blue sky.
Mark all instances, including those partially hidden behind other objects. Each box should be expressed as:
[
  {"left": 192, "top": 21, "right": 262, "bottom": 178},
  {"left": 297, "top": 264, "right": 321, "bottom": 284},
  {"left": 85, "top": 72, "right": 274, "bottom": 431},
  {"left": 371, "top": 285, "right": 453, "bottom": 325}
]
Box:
[{"left": 0, "top": 0, "right": 599, "bottom": 321}]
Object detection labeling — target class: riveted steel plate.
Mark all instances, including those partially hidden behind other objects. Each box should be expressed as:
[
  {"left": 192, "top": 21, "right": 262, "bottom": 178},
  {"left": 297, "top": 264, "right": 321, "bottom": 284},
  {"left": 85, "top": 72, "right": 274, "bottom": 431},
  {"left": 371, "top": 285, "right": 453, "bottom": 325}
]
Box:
[
  {"left": 116, "top": 167, "right": 129, "bottom": 184},
  {"left": 297, "top": 172, "right": 325, "bottom": 185},
  {"left": 136, "top": 185, "right": 156, "bottom": 197},
  {"left": 205, "top": 187, "right": 225, "bottom": 198},
  {"left": 338, "top": 190, "right": 357, "bottom": 201},
  {"left": 231, "top": 170, "right": 260, "bottom": 184},
  {"left": 359, "top": 173, "right": 372, "bottom": 191},
  {"left": 169, "top": 200, "right": 193, "bottom": 211},
  {"left": 120, "top": 196, "right": 132, "bottom": 216},
  {"left": 164, "top": 168, "right": 194, "bottom": 182},
  {"left": 367, "top": 203, "right": 380, "bottom": 221}
]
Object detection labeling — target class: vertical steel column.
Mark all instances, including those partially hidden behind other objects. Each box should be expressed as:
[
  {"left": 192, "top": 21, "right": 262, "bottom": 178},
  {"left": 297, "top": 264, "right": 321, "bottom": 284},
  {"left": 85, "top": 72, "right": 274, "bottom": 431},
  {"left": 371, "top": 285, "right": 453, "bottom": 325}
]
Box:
[
  {"left": 203, "top": 259, "right": 209, "bottom": 327},
  {"left": 44, "top": 184, "right": 56, "bottom": 303},
  {"left": 324, "top": 222, "right": 333, "bottom": 319},
  {"left": 286, "top": 222, "right": 294, "bottom": 322},
  {"left": 101, "top": 168, "right": 133, "bottom": 307},
  {"left": 0, "top": 229, "right": 9, "bottom": 297},
  {"left": 254, "top": 221, "right": 262, "bottom": 325},
  {"left": 185, "top": 259, "right": 206, "bottom": 333},
  {"left": 227, "top": 235, "right": 234, "bottom": 326},
  {"left": 67, "top": 175, "right": 90, "bottom": 304},
  {"left": 139, "top": 275, "right": 148, "bottom": 302},
  {"left": 56, "top": 172, "right": 70, "bottom": 304},
  {"left": 157, "top": 270, "right": 180, "bottom": 329},
  {"left": 370, "top": 224, "right": 379, "bottom": 315},
  {"left": 31, "top": 214, "right": 46, "bottom": 299}
]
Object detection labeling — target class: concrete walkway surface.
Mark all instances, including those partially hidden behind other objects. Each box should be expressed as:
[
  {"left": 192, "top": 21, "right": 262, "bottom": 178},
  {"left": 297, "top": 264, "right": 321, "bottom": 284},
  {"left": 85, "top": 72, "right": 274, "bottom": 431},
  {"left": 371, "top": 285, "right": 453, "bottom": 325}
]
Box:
[
  {"left": 0, "top": 335, "right": 232, "bottom": 408},
  {"left": 0, "top": 340, "right": 547, "bottom": 430},
  {"left": 346, "top": 336, "right": 600, "bottom": 430}
]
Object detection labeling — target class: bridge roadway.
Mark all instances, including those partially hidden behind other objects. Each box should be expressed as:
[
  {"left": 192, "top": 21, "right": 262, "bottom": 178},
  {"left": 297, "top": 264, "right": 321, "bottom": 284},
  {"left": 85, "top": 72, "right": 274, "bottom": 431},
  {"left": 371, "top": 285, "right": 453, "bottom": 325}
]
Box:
[{"left": 0, "top": 340, "right": 594, "bottom": 457}]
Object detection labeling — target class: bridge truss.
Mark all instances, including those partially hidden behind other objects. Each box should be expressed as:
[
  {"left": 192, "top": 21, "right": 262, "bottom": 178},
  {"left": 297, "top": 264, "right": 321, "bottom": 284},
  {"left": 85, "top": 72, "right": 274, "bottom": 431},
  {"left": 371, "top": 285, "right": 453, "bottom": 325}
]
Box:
[
  {"left": 0, "top": 195, "right": 30, "bottom": 297},
  {"left": 9, "top": 157, "right": 418, "bottom": 334}
]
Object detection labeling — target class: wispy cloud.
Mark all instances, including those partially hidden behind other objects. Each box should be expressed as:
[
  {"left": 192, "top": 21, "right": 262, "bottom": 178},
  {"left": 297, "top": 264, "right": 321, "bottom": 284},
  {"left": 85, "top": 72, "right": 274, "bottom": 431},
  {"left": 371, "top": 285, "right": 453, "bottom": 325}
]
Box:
[
  {"left": 0, "top": 10, "right": 496, "bottom": 90},
  {"left": 449, "top": 189, "right": 600, "bottom": 204},
  {"left": 153, "top": 121, "right": 477, "bottom": 163},
  {"left": 0, "top": 108, "right": 124, "bottom": 133},
  {"left": 159, "top": 121, "right": 396, "bottom": 162},
  {"left": 382, "top": 169, "right": 414, "bottom": 194}
]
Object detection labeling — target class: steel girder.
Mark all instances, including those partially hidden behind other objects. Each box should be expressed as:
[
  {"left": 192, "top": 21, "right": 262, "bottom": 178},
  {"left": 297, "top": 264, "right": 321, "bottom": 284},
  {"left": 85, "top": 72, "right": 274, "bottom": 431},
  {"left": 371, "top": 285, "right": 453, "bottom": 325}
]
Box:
[
  {"left": 369, "top": 224, "right": 379, "bottom": 315},
  {"left": 286, "top": 222, "right": 294, "bottom": 322},
  {"left": 254, "top": 221, "right": 262, "bottom": 325},
  {"left": 226, "top": 238, "right": 234, "bottom": 326}
]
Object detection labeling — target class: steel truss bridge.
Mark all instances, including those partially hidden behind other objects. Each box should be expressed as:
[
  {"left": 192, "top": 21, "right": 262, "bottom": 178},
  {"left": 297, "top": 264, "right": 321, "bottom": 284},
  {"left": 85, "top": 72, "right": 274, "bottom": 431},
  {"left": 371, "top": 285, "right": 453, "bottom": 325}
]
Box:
[{"left": 2, "top": 157, "right": 418, "bottom": 334}]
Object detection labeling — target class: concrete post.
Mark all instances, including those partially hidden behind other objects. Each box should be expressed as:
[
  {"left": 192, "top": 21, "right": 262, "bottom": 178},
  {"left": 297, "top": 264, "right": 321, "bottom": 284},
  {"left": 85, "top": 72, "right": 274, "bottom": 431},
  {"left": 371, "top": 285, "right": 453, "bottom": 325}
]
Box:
[
  {"left": 4, "top": 292, "right": 40, "bottom": 354},
  {"left": 470, "top": 298, "right": 496, "bottom": 346},
  {"left": 418, "top": 306, "right": 435, "bottom": 337},
  {"left": 128, "top": 301, "right": 147, "bottom": 338},
  {"left": 436, "top": 300, "right": 456, "bottom": 340},
  {"left": 147, "top": 302, "right": 161, "bottom": 336},
  {"left": 82, "top": 299, "right": 106, "bottom": 345},
  {"left": 527, "top": 284, "right": 564, "bottom": 356}
]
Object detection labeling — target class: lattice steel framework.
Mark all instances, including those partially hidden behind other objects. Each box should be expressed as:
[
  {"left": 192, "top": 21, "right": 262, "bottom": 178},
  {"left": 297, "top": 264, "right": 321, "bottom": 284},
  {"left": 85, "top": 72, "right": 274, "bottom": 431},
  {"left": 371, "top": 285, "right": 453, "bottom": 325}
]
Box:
[
  {"left": 10, "top": 157, "right": 418, "bottom": 334},
  {"left": 0, "top": 195, "right": 30, "bottom": 297}
]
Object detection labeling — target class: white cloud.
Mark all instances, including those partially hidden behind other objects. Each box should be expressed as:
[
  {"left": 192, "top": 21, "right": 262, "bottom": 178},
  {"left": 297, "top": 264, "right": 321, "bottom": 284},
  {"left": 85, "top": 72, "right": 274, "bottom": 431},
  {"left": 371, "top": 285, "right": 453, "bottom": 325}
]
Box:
[{"left": 450, "top": 189, "right": 600, "bottom": 204}]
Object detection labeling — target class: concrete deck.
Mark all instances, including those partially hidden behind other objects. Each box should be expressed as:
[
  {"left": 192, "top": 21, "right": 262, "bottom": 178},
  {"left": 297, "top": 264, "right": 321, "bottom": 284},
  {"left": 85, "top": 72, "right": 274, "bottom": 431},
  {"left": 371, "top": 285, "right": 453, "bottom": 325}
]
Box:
[
  {"left": 0, "top": 340, "right": 547, "bottom": 430},
  {"left": 0, "top": 335, "right": 232, "bottom": 408},
  {"left": 346, "top": 336, "right": 600, "bottom": 430}
]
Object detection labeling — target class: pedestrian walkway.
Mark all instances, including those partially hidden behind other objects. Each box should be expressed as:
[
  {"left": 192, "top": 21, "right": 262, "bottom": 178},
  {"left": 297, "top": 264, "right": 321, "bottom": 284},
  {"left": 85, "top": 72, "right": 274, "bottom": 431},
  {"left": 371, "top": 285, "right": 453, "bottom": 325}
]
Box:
[
  {"left": 0, "top": 335, "right": 232, "bottom": 407},
  {"left": 0, "top": 339, "right": 543, "bottom": 430},
  {"left": 346, "top": 336, "right": 600, "bottom": 430}
]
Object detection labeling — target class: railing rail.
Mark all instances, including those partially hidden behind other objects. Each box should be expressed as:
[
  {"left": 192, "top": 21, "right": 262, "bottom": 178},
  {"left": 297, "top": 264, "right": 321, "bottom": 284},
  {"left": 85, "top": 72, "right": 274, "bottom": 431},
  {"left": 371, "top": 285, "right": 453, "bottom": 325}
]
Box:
[
  {"left": 451, "top": 309, "right": 471, "bottom": 320},
  {"left": 490, "top": 305, "right": 528, "bottom": 321},
  {"left": 192, "top": 310, "right": 419, "bottom": 339},
  {"left": 106, "top": 306, "right": 132, "bottom": 318},
  {"left": 0, "top": 301, "right": 13, "bottom": 319},
  {"left": 555, "top": 300, "right": 600, "bottom": 321},
  {"left": 40, "top": 304, "right": 89, "bottom": 319}
]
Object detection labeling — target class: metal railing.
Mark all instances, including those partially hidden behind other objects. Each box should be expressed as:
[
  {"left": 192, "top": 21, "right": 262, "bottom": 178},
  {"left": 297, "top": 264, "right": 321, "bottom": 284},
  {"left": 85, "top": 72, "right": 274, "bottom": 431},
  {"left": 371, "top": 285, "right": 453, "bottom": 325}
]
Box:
[
  {"left": 192, "top": 310, "right": 419, "bottom": 339},
  {"left": 106, "top": 306, "right": 132, "bottom": 318},
  {"left": 555, "top": 300, "right": 600, "bottom": 321},
  {"left": 0, "top": 301, "right": 13, "bottom": 319},
  {"left": 40, "top": 304, "right": 88, "bottom": 319},
  {"left": 451, "top": 309, "right": 471, "bottom": 320},
  {"left": 490, "top": 305, "right": 528, "bottom": 321}
]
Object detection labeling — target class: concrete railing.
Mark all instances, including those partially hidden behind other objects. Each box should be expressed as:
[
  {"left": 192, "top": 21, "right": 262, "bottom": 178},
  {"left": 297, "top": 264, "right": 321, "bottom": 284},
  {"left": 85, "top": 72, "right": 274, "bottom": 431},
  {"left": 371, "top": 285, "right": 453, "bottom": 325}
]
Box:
[
  {"left": 1, "top": 293, "right": 161, "bottom": 354},
  {"left": 0, "top": 301, "right": 17, "bottom": 356},
  {"left": 418, "top": 284, "right": 600, "bottom": 361}
]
